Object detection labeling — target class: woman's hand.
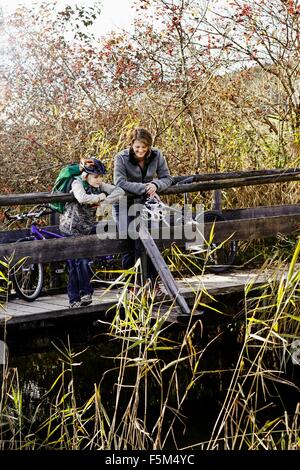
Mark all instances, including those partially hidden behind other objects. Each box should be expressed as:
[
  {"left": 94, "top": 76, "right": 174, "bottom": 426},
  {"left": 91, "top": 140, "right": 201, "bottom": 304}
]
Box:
[
  {"left": 145, "top": 183, "right": 157, "bottom": 197},
  {"left": 98, "top": 193, "right": 107, "bottom": 202}
]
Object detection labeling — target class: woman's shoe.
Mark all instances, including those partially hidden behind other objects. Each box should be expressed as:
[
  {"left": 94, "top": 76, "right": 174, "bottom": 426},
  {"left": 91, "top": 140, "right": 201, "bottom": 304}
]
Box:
[{"left": 154, "top": 286, "right": 170, "bottom": 300}]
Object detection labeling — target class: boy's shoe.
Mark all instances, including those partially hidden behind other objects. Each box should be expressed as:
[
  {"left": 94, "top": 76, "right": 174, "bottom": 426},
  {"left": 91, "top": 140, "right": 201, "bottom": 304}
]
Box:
[
  {"left": 69, "top": 300, "right": 82, "bottom": 309},
  {"left": 80, "top": 294, "right": 93, "bottom": 306}
]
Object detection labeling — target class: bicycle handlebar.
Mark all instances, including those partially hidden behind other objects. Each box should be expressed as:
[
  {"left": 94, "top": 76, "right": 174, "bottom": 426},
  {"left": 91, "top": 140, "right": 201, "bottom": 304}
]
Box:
[{"left": 4, "top": 206, "right": 54, "bottom": 222}]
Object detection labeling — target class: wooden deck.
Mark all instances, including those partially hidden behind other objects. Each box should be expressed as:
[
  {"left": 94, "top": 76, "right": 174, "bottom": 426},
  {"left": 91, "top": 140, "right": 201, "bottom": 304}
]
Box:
[{"left": 0, "top": 267, "right": 275, "bottom": 326}]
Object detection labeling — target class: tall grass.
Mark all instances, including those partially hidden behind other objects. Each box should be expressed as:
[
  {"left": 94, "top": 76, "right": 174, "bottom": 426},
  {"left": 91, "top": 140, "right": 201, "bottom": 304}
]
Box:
[
  {"left": 0, "top": 261, "right": 207, "bottom": 449},
  {"left": 0, "top": 258, "right": 23, "bottom": 449},
  {"left": 200, "top": 240, "right": 300, "bottom": 450},
  {"left": 1, "top": 242, "right": 300, "bottom": 450}
]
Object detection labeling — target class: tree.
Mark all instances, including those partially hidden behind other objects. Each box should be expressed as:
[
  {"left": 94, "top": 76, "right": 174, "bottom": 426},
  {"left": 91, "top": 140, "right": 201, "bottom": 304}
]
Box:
[
  {"left": 204, "top": 0, "right": 300, "bottom": 161},
  {"left": 97, "top": 0, "right": 228, "bottom": 170},
  {"left": 0, "top": 1, "right": 122, "bottom": 191}
]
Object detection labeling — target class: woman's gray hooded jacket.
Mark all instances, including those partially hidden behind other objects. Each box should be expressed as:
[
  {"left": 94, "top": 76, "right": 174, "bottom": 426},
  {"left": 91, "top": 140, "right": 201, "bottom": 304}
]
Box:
[{"left": 114, "top": 148, "right": 173, "bottom": 195}]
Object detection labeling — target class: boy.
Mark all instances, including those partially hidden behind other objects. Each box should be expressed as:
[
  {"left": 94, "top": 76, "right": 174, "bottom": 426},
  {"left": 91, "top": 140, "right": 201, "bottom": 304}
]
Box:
[{"left": 60, "top": 157, "right": 124, "bottom": 308}]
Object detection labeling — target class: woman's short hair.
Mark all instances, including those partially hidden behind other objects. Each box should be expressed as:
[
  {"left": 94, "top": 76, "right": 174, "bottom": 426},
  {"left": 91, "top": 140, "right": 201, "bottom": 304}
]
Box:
[{"left": 129, "top": 128, "right": 153, "bottom": 148}]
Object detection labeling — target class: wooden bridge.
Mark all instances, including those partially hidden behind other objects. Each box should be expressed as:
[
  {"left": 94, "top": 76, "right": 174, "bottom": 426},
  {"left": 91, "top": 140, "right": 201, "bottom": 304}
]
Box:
[
  {"left": 1, "top": 166, "right": 300, "bottom": 330},
  {"left": 1, "top": 268, "right": 278, "bottom": 326}
]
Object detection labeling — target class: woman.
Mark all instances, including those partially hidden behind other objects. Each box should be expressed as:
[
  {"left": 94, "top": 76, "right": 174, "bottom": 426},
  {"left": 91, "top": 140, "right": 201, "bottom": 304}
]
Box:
[{"left": 114, "top": 127, "right": 172, "bottom": 283}]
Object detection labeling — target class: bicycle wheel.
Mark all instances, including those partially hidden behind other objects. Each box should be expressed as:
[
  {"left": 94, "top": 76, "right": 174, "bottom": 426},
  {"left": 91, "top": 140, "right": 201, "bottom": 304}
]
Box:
[
  {"left": 195, "top": 210, "right": 237, "bottom": 273},
  {"left": 12, "top": 238, "right": 44, "bottom": 301}
]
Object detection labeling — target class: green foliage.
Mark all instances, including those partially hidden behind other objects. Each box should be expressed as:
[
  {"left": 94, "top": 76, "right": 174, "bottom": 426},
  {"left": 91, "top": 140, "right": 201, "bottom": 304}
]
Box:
[
  {"left": 2, "top": 0, "right": 300, "bottom": 208},
  {"left": 1, "top": 242, "right": 300, "bottom": 449},
  {"left": 0, "top": 259, "right": 11, "bottom": 308},
  {"left": 1, "top": 0, "right": 300, "bottom": 449}
]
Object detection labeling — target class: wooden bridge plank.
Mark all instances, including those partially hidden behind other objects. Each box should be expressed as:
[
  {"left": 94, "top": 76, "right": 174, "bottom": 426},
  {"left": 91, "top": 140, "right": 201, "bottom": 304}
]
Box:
[
  {"left": 139, "top": 223, "right": 191, "bottom": 315},
  {"left": 2, "top": 205, "right": 300, "bottom": 245},
  {"left": 0, "top": 267, "right": 291, "bottom": 326},
  {"left": 0, "top": 288, "right": 116, "bottom": 324},
  {"left": 164, "top": 172, "right": 300, "bottom": 195},
  {"left": 0, "top": 235, "right": 129, "bottom": 263},
  {"left": 209, "top": 213, "right": 300, "bottom": 242},
  {"left": 222, "top": 204, "right": 300, "bottom": 220},
  {"left": 173, "top": 167, "right": 300, "bottom": 184}
]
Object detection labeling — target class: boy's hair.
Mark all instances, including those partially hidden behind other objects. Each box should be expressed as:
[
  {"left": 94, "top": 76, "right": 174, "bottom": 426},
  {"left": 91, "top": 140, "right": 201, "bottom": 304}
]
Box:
[{"left": 129, "top": 128, "right": 153, "bottom": 148}]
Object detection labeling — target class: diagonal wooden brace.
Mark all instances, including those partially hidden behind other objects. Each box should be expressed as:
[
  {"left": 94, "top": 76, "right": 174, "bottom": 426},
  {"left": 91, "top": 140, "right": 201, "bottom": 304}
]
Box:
[{"left": 138, "top": 223, "right": 191, "bottom": 315}]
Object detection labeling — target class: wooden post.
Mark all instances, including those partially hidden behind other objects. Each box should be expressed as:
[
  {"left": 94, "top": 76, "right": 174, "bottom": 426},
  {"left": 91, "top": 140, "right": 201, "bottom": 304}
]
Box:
[
  {"left": 139, "top": 223, "right": 191, "bottom": 315},
  {"left": 48, "top": 211, "right": 63, "bottom": 290},
  {"left": 135, "top": 237, "right": 148, "bottom": 284},
  {"left": 213, "top": 189, "right": 222, "bottom": 211}
]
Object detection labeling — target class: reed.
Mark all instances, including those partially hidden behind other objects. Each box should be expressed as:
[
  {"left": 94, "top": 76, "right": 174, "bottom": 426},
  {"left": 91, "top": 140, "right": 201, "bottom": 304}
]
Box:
[
  {"left": 1, "top": 240, "right": 300, "bottom": 450},
  {"left": 201, "top": 239, "right": 300, "bottom": 450}
]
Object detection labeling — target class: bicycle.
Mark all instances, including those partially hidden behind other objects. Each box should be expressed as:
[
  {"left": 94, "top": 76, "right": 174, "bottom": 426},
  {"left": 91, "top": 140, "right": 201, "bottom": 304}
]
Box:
[
  {"left": 174, "top": 176, "right": 237, "bottom": 272},
  {"left": 143, "top": 180, "right": 238, "bottom": 273},
  {"left": 4, "top": 206, "right": 115, "bottom": 301}
]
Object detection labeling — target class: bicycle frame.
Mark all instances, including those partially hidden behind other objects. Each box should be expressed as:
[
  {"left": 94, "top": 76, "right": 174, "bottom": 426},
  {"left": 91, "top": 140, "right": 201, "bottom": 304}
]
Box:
[
  {"left": 30, "top": 222, "right": 116, "bottom": 282},
  {"left": 9, "top": 222, "right": 67, "bottom": 301},
  {"left": 6, "top": 208, "right": 112, "bottom": 301},
  {"left": 30, "top": 223, "right": 65, "bottom": 240}
]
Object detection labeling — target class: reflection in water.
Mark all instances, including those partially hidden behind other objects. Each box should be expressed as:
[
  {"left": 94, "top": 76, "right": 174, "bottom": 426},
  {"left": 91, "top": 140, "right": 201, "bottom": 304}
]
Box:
[
  {"left": 5, "top": 300, "right": 298, "bottom": 450},
  {"left": 6, "top": 318, "right": 240, "bottom": 449}
]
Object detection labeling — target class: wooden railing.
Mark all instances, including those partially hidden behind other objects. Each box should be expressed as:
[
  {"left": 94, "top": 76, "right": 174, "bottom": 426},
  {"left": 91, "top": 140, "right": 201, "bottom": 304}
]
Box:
[
  {"left": 0, "top": 167, "right": 300, "bottom": 265},
  {"left": 1, "top": 166, "right": 300, "bottom": 207}
]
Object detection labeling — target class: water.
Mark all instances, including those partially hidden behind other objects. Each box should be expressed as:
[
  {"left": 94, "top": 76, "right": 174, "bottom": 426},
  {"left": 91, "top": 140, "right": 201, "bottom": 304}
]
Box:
[
  {"left": 3, "top": 311, "right": 239, "bottom": 449},
  {"left": 3, "top": 296, "right": 299, "bottom": 450}
]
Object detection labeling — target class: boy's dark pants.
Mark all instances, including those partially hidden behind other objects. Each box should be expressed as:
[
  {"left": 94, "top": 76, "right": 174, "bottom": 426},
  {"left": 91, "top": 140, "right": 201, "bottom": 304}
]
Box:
[
  {"left": 62, "top": 230, "right": 95, "bottom": 304},
  {"left": 66, "top": 258, "right": 93, "bottom": 303}
]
